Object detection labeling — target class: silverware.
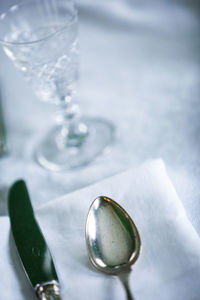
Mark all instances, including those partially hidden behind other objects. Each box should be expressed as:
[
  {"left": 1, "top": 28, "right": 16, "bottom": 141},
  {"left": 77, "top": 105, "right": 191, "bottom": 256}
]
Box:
[
  {"left": 85, "top": 196, "right": 141, "bottom": 300},
  {"left": 0, "top": 86, "right": 7, "bottom": 155},
  {"left": 8, "top": 180, "right": 63, "bottom": 300}
]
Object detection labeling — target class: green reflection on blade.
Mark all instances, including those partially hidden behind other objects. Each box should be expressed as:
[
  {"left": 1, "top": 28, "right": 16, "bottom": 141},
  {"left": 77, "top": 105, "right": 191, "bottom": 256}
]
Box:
[{"left": 8, "top": 180, "right": 58, "bottom": 287}]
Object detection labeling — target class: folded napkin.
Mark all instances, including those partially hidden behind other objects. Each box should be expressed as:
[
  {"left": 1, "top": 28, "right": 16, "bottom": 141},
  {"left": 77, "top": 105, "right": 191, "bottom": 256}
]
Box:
[{"left": 1, "top": 160, "right": 200, "bottom": 300}]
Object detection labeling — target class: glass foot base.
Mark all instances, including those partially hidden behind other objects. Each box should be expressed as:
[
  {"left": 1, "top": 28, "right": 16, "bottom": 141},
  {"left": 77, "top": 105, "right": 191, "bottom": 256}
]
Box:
[{"left": 36, "top": 117, "right": 115, "bottom": 171}]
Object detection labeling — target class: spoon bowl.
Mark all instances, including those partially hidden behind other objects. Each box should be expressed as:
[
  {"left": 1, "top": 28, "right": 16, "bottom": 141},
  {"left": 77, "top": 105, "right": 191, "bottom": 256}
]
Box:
[{"left": 85, "top": 196, "right": 141, "bottom": 300}]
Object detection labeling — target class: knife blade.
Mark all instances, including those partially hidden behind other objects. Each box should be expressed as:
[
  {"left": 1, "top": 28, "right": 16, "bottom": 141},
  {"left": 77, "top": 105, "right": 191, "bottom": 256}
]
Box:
[{"left": 8, "top": 180, "right": 62, "bottom": 300}]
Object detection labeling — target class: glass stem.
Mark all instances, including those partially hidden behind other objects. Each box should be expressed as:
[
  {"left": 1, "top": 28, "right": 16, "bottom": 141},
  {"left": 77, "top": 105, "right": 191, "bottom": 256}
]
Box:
[{"left": 55, "top": 98, "right": 88, "bottom": 148}]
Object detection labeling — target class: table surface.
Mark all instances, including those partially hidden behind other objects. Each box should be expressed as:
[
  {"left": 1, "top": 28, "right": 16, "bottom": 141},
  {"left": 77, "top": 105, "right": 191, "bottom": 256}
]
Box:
[{"left": 0, "top": 0, "right": 200, "bottom": 234}]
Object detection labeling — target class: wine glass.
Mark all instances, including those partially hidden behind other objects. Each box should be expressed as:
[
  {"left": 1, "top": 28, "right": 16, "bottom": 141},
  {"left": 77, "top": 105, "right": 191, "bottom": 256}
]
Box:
[{"left": 0, "top": 0, "right": 114, "bottom": 171}]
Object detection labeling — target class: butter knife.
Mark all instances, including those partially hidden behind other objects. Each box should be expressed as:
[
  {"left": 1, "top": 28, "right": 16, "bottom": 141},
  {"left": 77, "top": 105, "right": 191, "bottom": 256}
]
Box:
[{"left": 8, "top": 180, "right": 62, "bottom": 300}]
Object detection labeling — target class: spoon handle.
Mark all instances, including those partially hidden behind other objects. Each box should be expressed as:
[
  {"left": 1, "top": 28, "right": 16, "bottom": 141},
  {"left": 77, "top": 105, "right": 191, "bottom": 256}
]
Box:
[
  {"left": 118, "top": 271, "right": 135, "bottom": 300},
  {"left": 122, "top": 281, "right": 134, "bottom": 300}
]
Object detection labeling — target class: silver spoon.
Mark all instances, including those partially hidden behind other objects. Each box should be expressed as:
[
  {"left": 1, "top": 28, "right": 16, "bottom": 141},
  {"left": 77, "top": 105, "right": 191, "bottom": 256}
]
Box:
[{"left": 85, "top": 196, "right": 141, "bottom": 300}]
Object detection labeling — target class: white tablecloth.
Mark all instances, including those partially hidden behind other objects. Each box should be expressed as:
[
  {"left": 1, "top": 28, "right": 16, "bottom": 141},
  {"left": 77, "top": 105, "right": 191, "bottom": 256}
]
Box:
[
  {"left": 0, "top": 0, "right": 200, "bottom": 234},
  {"left": 1, "top": 160, "right": 200, "bottom": 300}
]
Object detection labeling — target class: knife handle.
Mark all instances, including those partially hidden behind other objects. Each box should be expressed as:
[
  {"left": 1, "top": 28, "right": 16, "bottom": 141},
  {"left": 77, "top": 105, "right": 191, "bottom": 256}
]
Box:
[
  {"left": 35, "top": 281, "right": 63, "bottom": 300},
  {"left": 37, "top": 295, "right": 62, "bottom": 300},
  {"left": 37, "top": 294, "right": 62, "bottom": 300}
]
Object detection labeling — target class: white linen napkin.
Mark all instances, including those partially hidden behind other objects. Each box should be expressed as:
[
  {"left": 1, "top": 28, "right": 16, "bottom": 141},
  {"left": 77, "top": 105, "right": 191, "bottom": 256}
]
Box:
[{"left": 1, "top": 159, "right": 200, "bottom": 300}]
